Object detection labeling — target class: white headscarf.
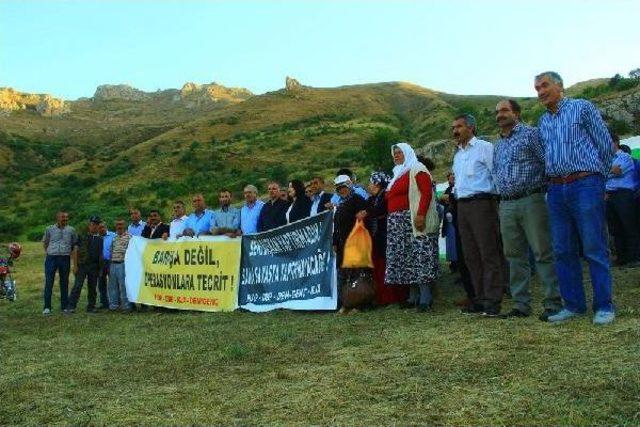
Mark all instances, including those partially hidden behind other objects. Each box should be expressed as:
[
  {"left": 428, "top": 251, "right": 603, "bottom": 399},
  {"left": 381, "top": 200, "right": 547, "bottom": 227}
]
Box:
[{"left": 388, "top": 142, "right": 418, "bottom": 189}]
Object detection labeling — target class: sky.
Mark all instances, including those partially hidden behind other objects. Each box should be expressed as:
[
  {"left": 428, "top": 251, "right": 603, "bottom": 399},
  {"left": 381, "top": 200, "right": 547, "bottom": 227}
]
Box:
[{"left": 1, "top": 0, "right": 639, "bottom": 100}]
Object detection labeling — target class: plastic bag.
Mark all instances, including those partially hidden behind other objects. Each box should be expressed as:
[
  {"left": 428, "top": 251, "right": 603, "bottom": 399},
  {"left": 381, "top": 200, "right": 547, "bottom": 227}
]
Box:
[{"left": 341, "top": 219, "right": 374, "bottom": 268}]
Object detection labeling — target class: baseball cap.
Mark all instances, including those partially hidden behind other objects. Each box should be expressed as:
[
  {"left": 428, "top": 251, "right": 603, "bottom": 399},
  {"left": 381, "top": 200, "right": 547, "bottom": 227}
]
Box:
[
  {"left": 334, "top": 175, "right": 351, "bottom": 188},
  {"left": 89, "top": 215, "right": 102, "bottom": 224}
]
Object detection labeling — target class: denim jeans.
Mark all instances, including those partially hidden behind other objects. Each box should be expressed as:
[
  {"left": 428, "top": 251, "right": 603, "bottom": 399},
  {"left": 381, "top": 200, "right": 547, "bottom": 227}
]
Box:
[
  {"left": 108, "top": 262, "right": 131, "bottom": 310},
  {"left": 43, "top": 255, "right": 70, "bottom": 310},
  {"left": 547, "top": 174, "right": 613, "bottom": 313}
]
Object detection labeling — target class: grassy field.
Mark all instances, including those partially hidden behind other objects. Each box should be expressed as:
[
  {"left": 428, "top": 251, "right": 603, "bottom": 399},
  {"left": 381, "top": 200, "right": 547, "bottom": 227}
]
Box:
[{"left": 1, "top": 242, "right": 639, "bottom": 426}]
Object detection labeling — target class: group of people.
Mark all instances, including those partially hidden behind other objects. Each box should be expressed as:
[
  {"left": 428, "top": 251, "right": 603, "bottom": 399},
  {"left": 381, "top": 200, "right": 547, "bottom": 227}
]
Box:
[{"left": 39, "top": 71, "right": 628, "bottom": 325}]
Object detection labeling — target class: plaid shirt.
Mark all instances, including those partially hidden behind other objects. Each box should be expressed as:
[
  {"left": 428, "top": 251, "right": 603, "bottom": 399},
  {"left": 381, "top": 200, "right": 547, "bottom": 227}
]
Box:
[{"left": 493, "top": 123, "right": 546, "bottom": 197}]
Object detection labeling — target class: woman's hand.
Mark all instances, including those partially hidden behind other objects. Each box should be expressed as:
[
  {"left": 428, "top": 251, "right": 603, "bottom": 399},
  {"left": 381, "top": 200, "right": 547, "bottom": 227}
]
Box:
[
  {"left": 414, "top": 214, "right": 425, "bottom": 232},
  {"left": 356, "top": 210, "right": 368, "bottom": 220}
]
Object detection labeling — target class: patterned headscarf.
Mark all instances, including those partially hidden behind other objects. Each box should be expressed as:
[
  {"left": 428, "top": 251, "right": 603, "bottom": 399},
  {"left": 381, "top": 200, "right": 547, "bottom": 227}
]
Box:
[{"left": 369, "top": 171, "right": 391, "bottom": 189}]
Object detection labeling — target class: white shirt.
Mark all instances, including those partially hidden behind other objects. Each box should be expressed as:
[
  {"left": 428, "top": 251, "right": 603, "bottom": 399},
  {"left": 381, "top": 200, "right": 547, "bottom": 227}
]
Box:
[
  {"left": 310, "top": 191, "right": 325, "bottom": 216},
  {"left": 169, "top": 215, "right": 188, "bottom": 239},
  {"left": 452, "top": 137, "right": 496, "bottom": 199}
]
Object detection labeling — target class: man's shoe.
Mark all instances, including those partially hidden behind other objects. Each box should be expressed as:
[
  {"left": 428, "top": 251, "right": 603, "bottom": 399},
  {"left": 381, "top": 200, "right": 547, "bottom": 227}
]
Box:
[
  {"left": 547, "top": 308, "right": 581, "bottom": 323},
  {"left": 538, "top": 309, "right": 559, "bottom": 322},
  {"left": 481, "top": 307, "right": 501, "bottom": 318},
  {"left": 86, "top": 307, "right": 97, "bottom": 314},
  {"left": 500, "top": 308, "right": 529, "bottom": 318},
  {"left": 461, "top": 304, "right": 483, "bottom": 315},
  {"left": 593, "top": 310, "right": 615, "bottom": 325},
  {"left": 42, "top": 308, "right": 51, "bottom": 315},
  {"left": 98, "top": 305, "right": 110, "bottom": 310}
]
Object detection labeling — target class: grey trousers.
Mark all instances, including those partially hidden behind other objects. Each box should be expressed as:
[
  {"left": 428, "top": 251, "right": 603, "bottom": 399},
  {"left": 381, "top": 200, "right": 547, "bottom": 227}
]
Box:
[{"left": 499, "top": 192, "right": 562, "bottom": 314}]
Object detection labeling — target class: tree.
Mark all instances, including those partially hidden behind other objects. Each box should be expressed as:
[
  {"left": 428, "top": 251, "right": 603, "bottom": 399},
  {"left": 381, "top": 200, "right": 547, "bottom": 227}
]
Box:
[
  {"left": 362, "top": 127, "right": 400, "bottom": 171},
  {"left": 629, "top": 68, "right": 640, "bottom": 79},
  {"left": 608, "top": 74, "right": 623, "bottom": 87}
]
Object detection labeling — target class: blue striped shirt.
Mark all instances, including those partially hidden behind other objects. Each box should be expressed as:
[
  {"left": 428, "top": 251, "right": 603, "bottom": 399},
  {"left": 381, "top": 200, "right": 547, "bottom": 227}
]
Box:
[
  {"left": 538, "top": 97, "right": 614, "bottom": 177},
  {"left": 606, "top": 150, "right": 636, "bottom": 191},
  {"left": 493, "top": 123, "right": 546, "bottom": 197}
]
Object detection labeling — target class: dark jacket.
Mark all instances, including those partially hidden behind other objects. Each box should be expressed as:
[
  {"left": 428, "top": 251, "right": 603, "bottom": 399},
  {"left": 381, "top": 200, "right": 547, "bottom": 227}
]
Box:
[
  {"left": 287, "top": 196, "right": 312, "bottom": 224},
  {"left": 365, "top": 190, "right": 387, "bottom": 258},
  {"left": 333, "top": 193, "right": 368, "bottom": 267},
  {"left": 258, "top": 198, "right": 290, "bottom": 232},
  {"left": 76, "top": 233, "right": 104, "bottom": 268},
  {"left": 313, "top": 192, "right": 334, "bottom": 214},
  {"left": 142, "top": 223, "right": 170, "bottom": 239}
]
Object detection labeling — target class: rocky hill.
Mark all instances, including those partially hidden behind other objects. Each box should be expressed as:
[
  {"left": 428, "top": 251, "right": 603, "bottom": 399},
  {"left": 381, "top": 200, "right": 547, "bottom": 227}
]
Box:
[
  {"left": 0, "top": 75, "right": 638, "bottom": 240},
  {"left": 0, "top": 88, "right": 70, "bottom": 117}
]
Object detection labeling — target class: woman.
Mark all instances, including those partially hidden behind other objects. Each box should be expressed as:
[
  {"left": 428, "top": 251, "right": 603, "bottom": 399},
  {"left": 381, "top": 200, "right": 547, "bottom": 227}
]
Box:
[
  {"left": 357, "top": 171, "right": 408, "bottom": 306},
  {"left": 286, "top": 179, "right": 312, "bottom": 224},
  {"left": 333, "top": 175, "right": 368, "bottom": 314},
  {"left": 385, "top": 142, "right": 439, "bottom": 312}
]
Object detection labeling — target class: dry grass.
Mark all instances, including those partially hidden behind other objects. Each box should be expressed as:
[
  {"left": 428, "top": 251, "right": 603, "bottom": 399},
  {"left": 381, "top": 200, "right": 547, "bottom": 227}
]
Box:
[{"left": 1, "top": 243, "right": 639, "bottom": 425}]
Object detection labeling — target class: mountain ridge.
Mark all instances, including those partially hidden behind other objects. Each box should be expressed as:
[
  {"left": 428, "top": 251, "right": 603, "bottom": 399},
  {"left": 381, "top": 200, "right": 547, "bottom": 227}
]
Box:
[{"left": 1, "top": 76, "right": 638, "bottom": 240}]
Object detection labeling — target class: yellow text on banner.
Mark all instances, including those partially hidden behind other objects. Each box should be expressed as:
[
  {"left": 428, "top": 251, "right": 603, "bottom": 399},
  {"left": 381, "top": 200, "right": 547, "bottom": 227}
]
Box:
[{"left": 137, "top": 239, "right": 241, "bottom": 311}]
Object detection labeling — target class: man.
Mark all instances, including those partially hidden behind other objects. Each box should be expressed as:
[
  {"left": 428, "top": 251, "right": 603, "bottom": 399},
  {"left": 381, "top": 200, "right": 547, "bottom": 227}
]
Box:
[
  {"left": 141, "top": 209, "right": 170, "bottom": 239},
  {"left": 108, "top": 219, "right": 132, "bottom": 311},
  {"left": 332, "top": 175, "right": 368, "bottom": 314},
  {"left": 42, "top": 211, "right": 77, "bottom": 315},
  {"left": 257, "top": 181, "right": 289, "bottom": 232},
  {"left": 127, "top": 209, "right": 146, "bottom": 237},
  {"left": 329, "top": 169, "right": 369, "bottom": 206},
  {"left": 67, "top": 216, "right": 104, "bottom": 313},
  {"left": 493, "top": 99, "right": 562, "bottom": 321},
  {"left": 169, "top": 201, "right": 189, "bottom": 239},
  {"left": 535, "top": 71, "right": 615, "bottom": 325},
  {"left": 182, "top": 194, "right": 214, "bottom": 237},
  {"left": 240, "top": 185, "right": 265, "bottom": 235},
  {"left": 97, "top": 221, "right": 116, "bottom": 309},
  {"left": 309, "top": 176, "right": 334, "bottom": 216},
  {"left": 451, "top": 114, "right": 505, "bottom": 316},
  {"left": 211, "top": 189, "right": 241, "bottom": 237},
  {"left": 605, "top": 132, "right": 639, "bottom": 267}
]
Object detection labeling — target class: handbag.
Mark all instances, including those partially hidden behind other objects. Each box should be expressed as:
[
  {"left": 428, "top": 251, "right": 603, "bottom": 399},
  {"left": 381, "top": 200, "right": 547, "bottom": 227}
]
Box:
[{"left": 341, "top": 269, "right": 375, "bottom": 309}]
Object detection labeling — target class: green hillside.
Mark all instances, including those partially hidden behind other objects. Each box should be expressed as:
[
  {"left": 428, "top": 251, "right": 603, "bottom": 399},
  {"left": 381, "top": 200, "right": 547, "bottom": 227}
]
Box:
[{"left": 1, "top": 76, "right": 638, "bottom": 240}]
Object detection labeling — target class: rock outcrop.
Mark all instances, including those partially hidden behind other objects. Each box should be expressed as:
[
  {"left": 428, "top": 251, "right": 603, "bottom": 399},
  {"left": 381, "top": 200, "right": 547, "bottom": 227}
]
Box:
[
  {"left": 285, "top": 76, "right": 302, "bottom": 92},
  {"left": 93, "top": 84, "right": 150, "bottom": 101},
  {"left": 90, "top": 82, "right": 252, "bottom": 108},
  {"left": 0, "top": 88, "right": 69, "bottom": 116},
  {"left": 36, "top": 95, "right": 70, "bottom": 116},
  {"left": 179, "top": 82, "right": 252, "bottom": 108},
  {"left": 598, "top": 89, "right": 640, "bottom": 130}
]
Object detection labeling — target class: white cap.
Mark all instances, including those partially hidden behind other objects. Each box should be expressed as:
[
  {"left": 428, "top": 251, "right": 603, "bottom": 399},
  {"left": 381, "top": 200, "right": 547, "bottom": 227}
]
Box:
[{"left": 334, "top": 175, "right": 351, "bottom": 187}]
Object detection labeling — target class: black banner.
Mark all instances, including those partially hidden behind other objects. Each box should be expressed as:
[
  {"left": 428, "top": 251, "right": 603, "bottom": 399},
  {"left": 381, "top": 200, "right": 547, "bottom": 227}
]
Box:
[{"left": 239, "top": 210, "right": 336, "bottom": 310}]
